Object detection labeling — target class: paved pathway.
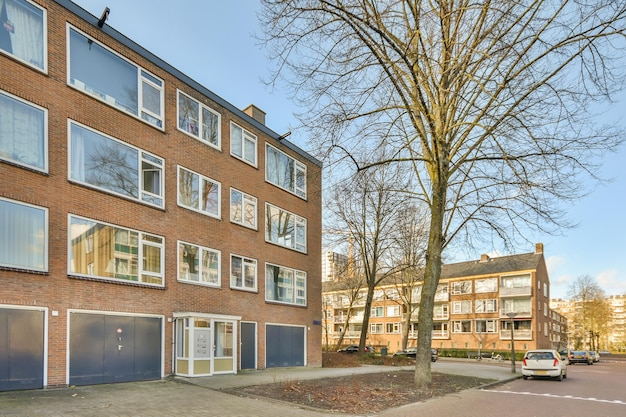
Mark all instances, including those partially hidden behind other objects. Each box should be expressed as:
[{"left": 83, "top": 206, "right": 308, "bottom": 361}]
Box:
[{"left": 0, "top": 359, "right": 519, "bottom": 416}]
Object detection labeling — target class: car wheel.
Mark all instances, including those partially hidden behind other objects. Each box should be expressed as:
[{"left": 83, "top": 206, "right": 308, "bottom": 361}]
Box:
[
  {"left": 563, "top": 372, "right": 567, "bottom": 379},
  {"left": 556, "top": 372, "right": 563, "bottom": 381},
  {"left": 522, "top": 375, "right": 528, "bottom": 380}
]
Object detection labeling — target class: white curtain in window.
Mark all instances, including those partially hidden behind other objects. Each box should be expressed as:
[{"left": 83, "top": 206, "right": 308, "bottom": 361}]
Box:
[
  {"left": 3, "top": 0, "right": 44, "bottom": 68},
  {"left": 70, "top": 124, "right": 85, "bottom": 181},
  {"left": 0, "top": 93, "right": 44, "bottom": 168},
  {"left": 0, "top": 200, "right": 45, "bottom": 270}
]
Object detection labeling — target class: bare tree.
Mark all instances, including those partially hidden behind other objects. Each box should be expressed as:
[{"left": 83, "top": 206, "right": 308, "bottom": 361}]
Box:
[
  {"left": 567, "top": 275, "right": 611, "bottom": 350},
  {"left": 326, "top": 164, "right": 410, "bottom": 352},
  {"left": 389, "top": 205, "right": 428, "bottom": 350},
  {"left": 260, "top": 1, "right": 626, "bottom": 387}
]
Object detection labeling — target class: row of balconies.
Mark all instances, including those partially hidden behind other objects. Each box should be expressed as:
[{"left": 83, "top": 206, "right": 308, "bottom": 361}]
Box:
[
  {"left": 329, "top": 329, "right": 533, "bottom": 340},
  {"left": 332, "top": 308, "right": 532, "bottom": 323}
]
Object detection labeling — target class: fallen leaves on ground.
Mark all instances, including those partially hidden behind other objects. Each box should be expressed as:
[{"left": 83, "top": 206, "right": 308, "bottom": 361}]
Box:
[{"left": 224, "top": 353, "right": 495, "bottom": 414}]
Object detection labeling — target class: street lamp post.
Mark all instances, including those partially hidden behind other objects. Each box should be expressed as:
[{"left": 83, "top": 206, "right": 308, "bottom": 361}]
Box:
[{"left": 506, "top": 312, "right": 517, "bottom": 373}]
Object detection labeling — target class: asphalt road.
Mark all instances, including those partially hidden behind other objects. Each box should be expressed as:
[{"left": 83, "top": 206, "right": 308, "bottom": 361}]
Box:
[{"left": 383, "top": 358, "right": 626, "bottom": 417}]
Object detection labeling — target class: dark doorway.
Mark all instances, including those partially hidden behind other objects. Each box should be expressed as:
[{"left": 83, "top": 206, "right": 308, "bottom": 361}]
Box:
[
  {"left": 240, "top": 322, "right": 256, "bottom": 370},
  {"left": 266, "top": 325, "right": 305, "bottom": 368}
]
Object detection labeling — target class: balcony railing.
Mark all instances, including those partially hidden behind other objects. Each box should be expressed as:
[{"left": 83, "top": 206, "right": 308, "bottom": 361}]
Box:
[
  {"left": 500, "top": 329, "right": 532, "bottom": 340},
  {"left": 433, "top": 312, "right": 449, "bottom": 320},
  {"left": 499, "top": 286, "right": 532, "bottom": 297},
  {"left": 435, "top": 293, "right": 449, "bottom": 302},
  {"left": 500, "top": 309, "right": 531, "bottom": 318},
  {"left": 432, "top": 329, "right": 449, "bottom": 339}
]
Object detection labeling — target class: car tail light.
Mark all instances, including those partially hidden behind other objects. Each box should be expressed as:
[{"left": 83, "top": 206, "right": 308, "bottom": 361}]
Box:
[
  {"left": 523, "top": 358, "right": 528, "bottom": 366},
  {"left": 553, "top": 358, "right": 559, "bottom": 367}
]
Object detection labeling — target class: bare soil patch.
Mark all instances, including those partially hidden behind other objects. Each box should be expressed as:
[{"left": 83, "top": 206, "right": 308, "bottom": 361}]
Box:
[{"left": 225, "top": 353, "right": 495, "bottom": 415}]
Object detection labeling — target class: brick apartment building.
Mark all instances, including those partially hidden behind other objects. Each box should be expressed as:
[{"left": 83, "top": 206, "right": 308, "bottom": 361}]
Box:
[
  {"left": 0, "top": 0, "right": 322, "bottom": 391},
  {"left": 323, "top": 244, "right": 568, "bottom": 355}
]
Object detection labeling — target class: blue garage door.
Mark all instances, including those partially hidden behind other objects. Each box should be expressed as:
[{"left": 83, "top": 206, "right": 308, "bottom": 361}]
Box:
[
  {"left": 69, "top": 313, "right": 161, "bottom": 386},
  {"left": 266, "top": 325, "right": 304, "bottom": 368},
  {"left": 0, "top": 308, "right": 45, "bottom": 391}
]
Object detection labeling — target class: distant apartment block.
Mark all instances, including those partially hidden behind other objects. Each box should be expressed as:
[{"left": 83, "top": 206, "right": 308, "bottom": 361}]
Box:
[{"left": 323, "top": 244, "right": 568, "bottom": 354}]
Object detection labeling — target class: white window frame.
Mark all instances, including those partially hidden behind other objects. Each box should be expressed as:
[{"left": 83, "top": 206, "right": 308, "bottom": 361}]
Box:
[
  {"left": 68, "top": 121, "right": 164, "bottom": 208},
  {"left": 68, "top": 214, "right": 164, "bottom": 287},
  {"left": 265, "top": 143, "right": 307, "bottom": 199},
  {"left": 0, "top": 89, "right": 48, "bottom": 172},
  {"left": 452, "top": 300, "right": 472, "bottom": 314},
  {"left": 475, "top": 299, "right": 498, "bottom": 313},
  {"left": 0, "top": 197, "right": 48, "bottom": 271},
  {"left": 371, "top": 306, "right": 384, "bottom": 318},
  {"left": 176, "top": 90, "right": 221, "bottom": 149},
  {"left": 230, "top": 254, "right": 257, "bottom": 292},
  {"left": 452, "top": 320, "right": 472, "bottom": 333},
  {"left": 370, "top": 323, "right": 384, "bottom": 334},
  {"left": 451, "top": 280, "right": 472, "bottom": 295},
  {"left": 386, "top": 305, "right": 401, "bottom": 317},
  {"left": 265, "top": 262, "right": 307, "bottom": 306},
  {"left": 230, "top": 122, "right": 257, "bottom": 166},
  {"left": 475, "top": 319, "right": 498, "bottom": 333},
  {"left": 265, "top": 202, "right": 307, "bottom": 253},
  {"left": 177, "top": 240, "right": 221, "bottom": 287},
  {"left": 474, "top": 277, "right": 498, "bottom": 293},
  {"left": 385, "top": 322, "right": 401, "bottom": 334},
  {"left": 0, "top": 0, "right": 47, "bottom": 72},
  {"left": 67, "top": 25, "right": 164, "bottom": 129},
  {"left": 177, "top": 165, "right": 221, "bottom": 219},
  {"left": 230, "top": 188, "right": 257, "bottom": 229}
]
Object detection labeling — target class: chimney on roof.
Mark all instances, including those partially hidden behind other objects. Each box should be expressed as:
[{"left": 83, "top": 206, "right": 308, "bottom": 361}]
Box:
[
  {"left": 479, "top": 254, "right": 490, "bottom": 263},
  {"left": 535, "top": 243, "right": 544, "bottom": 254},
  {"left": 243, "top": 104, "right": 266, "bottom": 125}
]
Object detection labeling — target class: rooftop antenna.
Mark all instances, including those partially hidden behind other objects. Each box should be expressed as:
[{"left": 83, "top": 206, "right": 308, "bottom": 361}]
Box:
[{"left": 97, "top": 7, "right": 110, "bottom": 28}]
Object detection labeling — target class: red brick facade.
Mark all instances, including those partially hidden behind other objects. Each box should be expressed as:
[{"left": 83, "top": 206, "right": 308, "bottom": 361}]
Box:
[{"left": 1, "top": 0, "right": 322, "bottom": 389}]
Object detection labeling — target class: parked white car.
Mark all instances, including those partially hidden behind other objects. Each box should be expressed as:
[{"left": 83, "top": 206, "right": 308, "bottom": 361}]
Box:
[{"left": 522, "top": 349, "right": 568, "bottom": 381}]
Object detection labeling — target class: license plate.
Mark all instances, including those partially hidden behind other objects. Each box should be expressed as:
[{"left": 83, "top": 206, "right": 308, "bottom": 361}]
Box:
[{"left": 535, "top": 370, "right": 547, "bottom": 375}]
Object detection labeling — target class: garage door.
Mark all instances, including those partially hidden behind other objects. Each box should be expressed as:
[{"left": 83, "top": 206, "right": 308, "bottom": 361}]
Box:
[
  {"left": 266, "top": 325, "right": 304, "bottom": 368},
  {"left": 0, "top": 308, "right": 45, "bottom": 391},
  {"left": 69, "top": 313, "right": 162, "bottom": 386}
]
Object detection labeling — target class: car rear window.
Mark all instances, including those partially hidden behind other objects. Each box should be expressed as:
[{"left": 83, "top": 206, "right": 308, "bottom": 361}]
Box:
[{"left": 526, "top": 352, "right": 555, "bottom": 360}]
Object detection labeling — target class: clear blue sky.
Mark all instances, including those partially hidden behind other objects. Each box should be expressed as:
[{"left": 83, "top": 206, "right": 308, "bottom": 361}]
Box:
[{"left": 72, "top": 0, "right": 626, "bottom": 299}]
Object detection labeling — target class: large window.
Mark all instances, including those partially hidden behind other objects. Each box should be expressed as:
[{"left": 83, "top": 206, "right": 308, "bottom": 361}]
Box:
[
  {"left": 451, "top": 280, "right": 472, "bottom": 295},
  {"left": 177, "top": 90, "right": 220, "bottom": 148},
  {"left": 475, "top": 319, "right": 498, "bottom": 333},
  {"left": 265, "top": 203, "right": 306, "bottom": 252},
  {"left": 0, "top": 0, "right": 46, "bottom": 71},
  {"left": 0, "top": 197, "right": 47, "bottom": 271},
  {"left": 69, "top": 122, "right": 164, "bottom": 207},
  {"left": 177, "top": 241, "right": 220, "bottom": 287},
  {"left": 69, "top": 215, "right": 164, "bottom": 286},
  {"left": 265, "top": 144, "right": 306, "bottom": 198},
  {"left": 230, "top": 254, "right": 256, "bottom": 291},
  {"left": 230, "top": 122, "right": 256, "bottom": 166},
  {"left": 0, "top": 90, "right": 46, "bottom": 171},
  {"left": 68, "top": 26, "right": 164, "bottom": 128},
  {"left": 230, "top": 188, "right": 257, "bottom": 229},
  {"left": 452, "top": 300, "right": 472, "bottom": 314},
  {"left": 475, "top": 277, "right": 498, "bottom": 293},
  {"left": 177, "top": 166, "right": 221, "bottom": 218},
  {"left": 265, "top": 263, "right": 306, "bottom": 306},
  {"left": 475, "top": 299, "right": 498, "bottom": 313},
  {"left": 452, "top": 320, "right": 472, "bottom": 333}
]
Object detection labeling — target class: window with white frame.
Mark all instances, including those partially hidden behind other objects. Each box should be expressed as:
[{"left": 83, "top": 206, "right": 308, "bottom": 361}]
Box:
[
  {"left": 265, "top": 203, "right": 306, "bottom": 252},
  {"left": 0, "top": 0, "right": 46, "bottom": 71},
  {"left": 451, "top": 280, "right": 472, "bottom": 295},
  {"left": 177, "top": 241, "right": 220, "bottom": 286},
  {"left": 0, "top": 197, "right": 47, "bottom": 271},
  {"left": 386, "top": 305, "right": 401, "bottom": 317},
  {"left": 543, "top": 282, "right": 548, "bottom": 297},
  {"left": 433, "top": 304, "right": 449, "bottom": 320},
  {"left": 0, "top": 90, "right": 47, "bottom": 171},
  {"left": 544, "top": 302, "right": 548, "bottom": 316},
  {"left": 230, "top": 188, "right": 257, "bottom": 229},
  {"left": 177, "top": 166, "right": 220, "bottom": 218},
  {"left": 230, "top": 254, "right": 256, "bottom": 291},
  {"left": 68, "top": 215, "right": 164, "bottom": 286},
  {"left": 385, "top": 288, "right": 400, "bottom": 300},
  {"left": 68, "top": 26, "right": 164, "bottom": 129},
  {"left": 475, "top": 299, "right": 498, "bottom": 313},
  {"left": 177, "top": 90, "right": 220, "bottom": 148},
  {"left": 474, "top": 277, "right": 497, "bottom": 293},
  {"left": 452, "top": 320, "right": 472, "bottom": 333},
  {"left": 435, "top": 283, "right": 449, "bottom": 301},
  {"left": 373, "top": 289, "right": 384, "bottom": 301},
  {"left": 265, "top": 144, "right": 306, "bottom": 198},
  {"left": 230, "top": 122, "right": 256, "bottom": 166},
  {"left": 69, "top": 122, "right": 164, "bottom": 207},
  {"left": 370, "top": 323, "right": 384, "bottom": 334},
  {"left": 265, "top": 263, "right": 306, "bottom": 306},
  {"left": 371, "top": 306, "right": 384, "bottom": 317},
  {"left": 386, "top": 322, "right": 401, "bottom": 334},
  {"left": 452, "top": 300, "right": 472, "bottom": 314},
  {"left": 475, "top": 319, "right": 498, "bottom": 333},
  {"left": 501, "top": 274, "right": 531, "bottom": 288}
]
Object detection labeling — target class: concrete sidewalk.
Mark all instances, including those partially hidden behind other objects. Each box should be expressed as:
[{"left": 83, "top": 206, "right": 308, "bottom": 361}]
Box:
[{"left": 0, "top": 359, "right": 520, "bottom": 417}]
